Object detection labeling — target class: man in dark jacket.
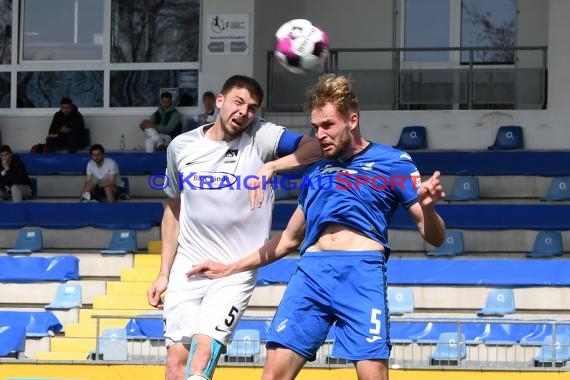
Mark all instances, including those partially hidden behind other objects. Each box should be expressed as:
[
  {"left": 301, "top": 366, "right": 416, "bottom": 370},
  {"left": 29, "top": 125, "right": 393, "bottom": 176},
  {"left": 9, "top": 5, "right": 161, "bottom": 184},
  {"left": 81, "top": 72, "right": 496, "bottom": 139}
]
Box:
[
  {"left": 46, "top": 97, "right": 86, "bottom": 153},
  {"left": 0, "top": 145, "right": 32, "bottom": 202}
]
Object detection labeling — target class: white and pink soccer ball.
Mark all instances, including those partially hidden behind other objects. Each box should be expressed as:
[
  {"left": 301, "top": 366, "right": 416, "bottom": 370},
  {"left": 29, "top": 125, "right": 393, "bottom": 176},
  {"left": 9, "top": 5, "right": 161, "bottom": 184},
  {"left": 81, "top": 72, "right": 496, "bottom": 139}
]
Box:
[{"left": 274, "top": 19, "right": 330, "bottom": 75}]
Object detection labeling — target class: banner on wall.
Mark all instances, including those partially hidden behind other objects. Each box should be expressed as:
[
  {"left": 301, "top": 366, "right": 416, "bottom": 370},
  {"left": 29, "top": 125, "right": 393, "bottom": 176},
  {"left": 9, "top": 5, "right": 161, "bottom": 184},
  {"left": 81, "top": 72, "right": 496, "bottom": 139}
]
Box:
[{"left": 206, "top": 13, "right": 250, "bottom": 55}]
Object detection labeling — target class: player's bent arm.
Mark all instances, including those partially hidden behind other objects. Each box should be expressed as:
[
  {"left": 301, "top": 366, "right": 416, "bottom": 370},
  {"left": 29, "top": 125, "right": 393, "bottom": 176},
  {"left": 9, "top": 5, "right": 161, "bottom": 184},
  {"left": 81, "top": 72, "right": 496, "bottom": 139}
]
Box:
[
  {"left": 187, "top": 207, "right": 306, "bottom": 278},
  {"left": 147, "top": 197, "right": 180, "bottom": 307},
  {"left": 408, "top": 202, "right": 445, "bottom": 247}
]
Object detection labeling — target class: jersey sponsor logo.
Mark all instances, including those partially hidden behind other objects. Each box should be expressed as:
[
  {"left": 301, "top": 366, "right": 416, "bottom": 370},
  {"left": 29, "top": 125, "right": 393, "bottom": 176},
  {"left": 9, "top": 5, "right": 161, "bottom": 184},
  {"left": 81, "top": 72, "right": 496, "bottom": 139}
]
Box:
[
  {"left": 180, "top": 171, "right": 239, "bottom": 189},
  {"left": 411, "top": 171, "right": 422, "bottom": 189},
  {"left": 361, "top": 162, "right": 375, "bottom": 170}
]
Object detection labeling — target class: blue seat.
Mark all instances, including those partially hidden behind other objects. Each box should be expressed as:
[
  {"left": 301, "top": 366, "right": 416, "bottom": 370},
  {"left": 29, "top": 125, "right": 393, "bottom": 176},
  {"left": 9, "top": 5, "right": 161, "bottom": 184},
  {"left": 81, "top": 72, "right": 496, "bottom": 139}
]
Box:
[
  {"left": 45, "top": 283, "right": 82, "bottom": 309},
  {"left": 446, "top": 176, "right": 480, "bottom": 201},
  {"left": 488, "top": 125, "right": 524, "bottom": 150},
  {"left": 429, "top": 332, "right": 466, "bottom": 364},
  {"left": 394, "top": 126, "right": 427, "bottom": 150},
  {"left": 534, "top": 334, "right": 570, "bottom": 367},
  {"left": 100, "top": 230, "right": 137, "bottom": 254},
  {"left": 0, "top": 325, "right": 26, "bottom": 358},
  {"left": 427, "top": 230, "right": 465, "bottom": 257},
  {"left": 388, "top": 287, "right": 414, "bottom": 316},
  {"left": 477, "top": 288, "right": 515, "bottom": 317},
  {"left": 91, "top": 327, "right": 128, "bottom": 360},
  {"left": 225, "top": 329, "right": 261, "bottom": 362},
  {"left": 541, "top": 177, "right": 570, "bottom": 201},
  {"left": 6, "top": 228, "right": 43, "bottom": 254},
  {"left": 527, "top": 231, "right": 563, "bottom": 258}
]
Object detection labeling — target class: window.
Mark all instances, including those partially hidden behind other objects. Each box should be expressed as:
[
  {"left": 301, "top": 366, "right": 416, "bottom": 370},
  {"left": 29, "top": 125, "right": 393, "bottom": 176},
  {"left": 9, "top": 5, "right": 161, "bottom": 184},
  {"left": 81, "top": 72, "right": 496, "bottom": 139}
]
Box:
[
  {"left": 404, "top": 0, "right": 450, "bottom": 62},
  {"left": 403, "top": 0, "right": 517, "bottom": 64},
  {"left": 0, "top": 0, "right": 11, "bottom": 64},
  {"left": 110, "top": 69, "right": 198, "bottom": 107},
  {"left": 110, "top": 0, "right": 200, "bottom": 63},
  {"left": 17, "top": 71, "right": 103, "bottom": 107},
  {"left": 22, "top": 0, "right": 104, "bottom": 61},
  {"left": 461, "top": 0, "right": 516, "bottom": 64}
]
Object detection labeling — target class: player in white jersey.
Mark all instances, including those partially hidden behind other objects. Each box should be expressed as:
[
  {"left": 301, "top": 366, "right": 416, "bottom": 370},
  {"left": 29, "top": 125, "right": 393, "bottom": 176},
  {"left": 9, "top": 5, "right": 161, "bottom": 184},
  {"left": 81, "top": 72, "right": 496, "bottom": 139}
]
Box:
[{"left": 147, "top": 75, "right": 321, "bottom": 380}]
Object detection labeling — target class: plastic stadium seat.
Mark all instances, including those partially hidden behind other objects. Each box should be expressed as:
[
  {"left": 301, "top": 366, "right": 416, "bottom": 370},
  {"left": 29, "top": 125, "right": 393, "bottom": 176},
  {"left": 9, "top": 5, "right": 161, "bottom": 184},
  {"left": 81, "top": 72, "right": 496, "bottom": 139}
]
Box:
[
  {"left": 45, "top": 283, "right": 82, "bottom": 309},
  {"left": 534, "top": 334, "right": 570, "bottom": 367},
  {"left": 477, "top": 288, "right": 515, "bottom": 317},
  {"left": 394, "top": 126, "right": 427, "bottom": 150},
  {"left": 488, "top": 125, "right": 524, "bottom": 150},
  {"left": 426, "top": 230, "right": 465, "bottom": 257},
  {"left": 90, "top": 327, "right": 128, "bottom": 360},
  {"left": 526, "top": 231, "right": 564, "bottom": 258},
  {"left": 446, "top": 176, "right": 480, "bottom": 201},
  {"left": 388, "top": 287, "right": 414, "bottom": 316},
  {"left": 100, "top": 230, "right": 137, "bottom": 254},
  {"left": 429, "top": 332, "right": 466, "bottom": 365},
  {"left": 6, "top": 228, "right": 43, "bottom": 254},
  {"left": 225, "top": 329, "right": 261, "bottom": 363},
  {"left": 541, "top": 177, "right": 570, "bottom": 201}
]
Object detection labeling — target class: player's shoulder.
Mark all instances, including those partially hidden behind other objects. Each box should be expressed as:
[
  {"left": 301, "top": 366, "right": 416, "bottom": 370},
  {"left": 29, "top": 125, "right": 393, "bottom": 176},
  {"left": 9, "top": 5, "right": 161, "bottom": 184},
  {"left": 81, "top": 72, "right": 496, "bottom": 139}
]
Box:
[
  {"left": 367, "top": 142, "right": 415, "bottom": 164},
  {"left": 245, "top": 116, "right": 283, "bottom": 135}
]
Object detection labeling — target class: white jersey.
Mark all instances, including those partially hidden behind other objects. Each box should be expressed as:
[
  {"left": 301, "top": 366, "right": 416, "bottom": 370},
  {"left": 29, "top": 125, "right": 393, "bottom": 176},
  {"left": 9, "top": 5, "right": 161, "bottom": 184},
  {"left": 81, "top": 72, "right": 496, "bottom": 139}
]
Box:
[
  {"left": 86, "top": 157, "right": 123, "bottom": 187},
  {"left": 164, "top": 117, "right": 285, "bottom": 269}
]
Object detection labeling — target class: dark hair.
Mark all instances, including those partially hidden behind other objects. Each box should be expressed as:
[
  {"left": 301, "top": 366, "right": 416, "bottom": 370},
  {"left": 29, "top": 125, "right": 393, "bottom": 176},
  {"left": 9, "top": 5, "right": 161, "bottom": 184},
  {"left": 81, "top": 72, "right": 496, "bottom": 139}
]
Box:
[
  {"left": 203, "top": 91, "right": 215, "bottom": 100},
  {"left": 60, "top": 97, "right": 73, "bottom": 105},
  {"left": 220, "top": 75, "right": 264, "bottom": 105},
  {"left": 160, "top": 92, "right": 173, "bottom": 100},
  {"left": 0, "top": 144, "right": 12, "bottom": 154},
  {"left": 89, "top": 144, "right": 105, "bottom": 154}
]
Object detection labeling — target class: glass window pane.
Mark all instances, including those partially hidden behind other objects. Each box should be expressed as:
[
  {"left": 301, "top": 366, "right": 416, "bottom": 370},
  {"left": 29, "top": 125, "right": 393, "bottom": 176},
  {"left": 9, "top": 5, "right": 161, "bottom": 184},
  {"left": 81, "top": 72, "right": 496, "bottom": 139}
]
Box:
[
  {"left": 461, "top": 0, "right": 516, "bottom": 63},
  {"left": 404, "top": 0, "right": 450, "bottom": 61},
  {"left": 111, "top": 0, "right": 200, "bottom": 63},
  {"left": 23, "top": 0, "right": 103, "bottom": 61},
  {"left": 0, "top": 72, "right": 10, "bottom": 107},
  {"left": 17, "top": 71, "right": 103, "bottom": 107},
  {"left": 110, "top": 70, "right": 198, "bottom": 107},
  {"left": 0, "top": 0, "right": 12, "bottom": 64}
]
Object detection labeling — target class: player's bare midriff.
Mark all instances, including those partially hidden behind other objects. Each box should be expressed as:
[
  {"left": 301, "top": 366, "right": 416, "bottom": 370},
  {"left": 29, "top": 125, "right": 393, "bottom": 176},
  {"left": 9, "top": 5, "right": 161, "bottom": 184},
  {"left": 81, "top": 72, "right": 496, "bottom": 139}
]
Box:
[{"left": 305, "top": 223, "right": 385, "bottom": 253}]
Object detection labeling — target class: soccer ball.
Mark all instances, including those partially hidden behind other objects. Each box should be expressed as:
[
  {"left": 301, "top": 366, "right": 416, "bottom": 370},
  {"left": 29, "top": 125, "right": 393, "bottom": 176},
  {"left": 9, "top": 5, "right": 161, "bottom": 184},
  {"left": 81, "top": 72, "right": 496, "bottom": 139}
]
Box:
[{"left": 274, "top": 19, "right": 330, "bottom": 74}]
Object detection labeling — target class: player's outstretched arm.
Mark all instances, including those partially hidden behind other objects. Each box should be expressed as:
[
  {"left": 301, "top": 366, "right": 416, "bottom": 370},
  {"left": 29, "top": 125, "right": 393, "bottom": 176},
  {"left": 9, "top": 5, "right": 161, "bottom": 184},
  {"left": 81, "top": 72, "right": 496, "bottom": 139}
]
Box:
[
  {"left": 187, "top": 207, "right": 306, "bottom": 278},
  {"left": 408, "top": 171, "right": 446, "bottom": 247},
  {"left": 147, "top": 197, "right": 180, "bottom": 308},
  {"left": 249, "top": 135, "right": 321, "bottom": 209}
]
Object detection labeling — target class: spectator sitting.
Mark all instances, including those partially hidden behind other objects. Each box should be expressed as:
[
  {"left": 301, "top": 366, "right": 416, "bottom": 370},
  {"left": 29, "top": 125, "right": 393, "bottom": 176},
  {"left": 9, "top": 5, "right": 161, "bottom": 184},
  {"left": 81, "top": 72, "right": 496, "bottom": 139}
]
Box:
[
  {"left": 0, "top": 144, "right": 32, "bottom": 203},
  {"left": 80, "top": 144, "right": 124, "bottom": 203},
  {"left": 139, "top": 91, "right": 182, "bottom": 152},
  {"left": 182, "top": 90, "right": 217, "bottom": 133},
  {"left": 46, "top": 97, "right": 86, "bottom": 153}
]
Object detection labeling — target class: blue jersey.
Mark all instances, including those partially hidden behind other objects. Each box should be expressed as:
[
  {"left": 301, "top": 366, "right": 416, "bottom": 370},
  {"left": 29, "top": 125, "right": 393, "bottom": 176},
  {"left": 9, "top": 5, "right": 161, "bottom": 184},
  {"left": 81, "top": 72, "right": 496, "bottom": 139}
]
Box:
[{"left": 298, "top": 142, "right": 421, "bottom": 256}]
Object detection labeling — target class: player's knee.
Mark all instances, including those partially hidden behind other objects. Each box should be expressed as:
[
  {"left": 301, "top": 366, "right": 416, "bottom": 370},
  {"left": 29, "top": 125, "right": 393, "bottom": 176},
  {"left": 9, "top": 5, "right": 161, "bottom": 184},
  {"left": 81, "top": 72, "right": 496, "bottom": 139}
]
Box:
[{"left": 165, "top": 351, "right": 187, "bottom": 378}]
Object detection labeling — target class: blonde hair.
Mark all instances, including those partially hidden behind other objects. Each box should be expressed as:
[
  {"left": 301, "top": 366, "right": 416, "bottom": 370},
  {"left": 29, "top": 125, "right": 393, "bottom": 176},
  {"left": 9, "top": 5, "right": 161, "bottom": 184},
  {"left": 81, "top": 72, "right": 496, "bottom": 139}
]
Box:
[{"left": 305, "top": 74, "right": 359, "bottom": 118}]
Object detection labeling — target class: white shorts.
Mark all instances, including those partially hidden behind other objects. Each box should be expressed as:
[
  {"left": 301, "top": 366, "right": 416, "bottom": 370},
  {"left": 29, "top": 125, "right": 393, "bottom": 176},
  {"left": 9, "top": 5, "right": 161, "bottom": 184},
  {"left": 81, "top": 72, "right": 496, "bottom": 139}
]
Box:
[{"left": 163, "top": 269, "right": 256, "bottom": 347}]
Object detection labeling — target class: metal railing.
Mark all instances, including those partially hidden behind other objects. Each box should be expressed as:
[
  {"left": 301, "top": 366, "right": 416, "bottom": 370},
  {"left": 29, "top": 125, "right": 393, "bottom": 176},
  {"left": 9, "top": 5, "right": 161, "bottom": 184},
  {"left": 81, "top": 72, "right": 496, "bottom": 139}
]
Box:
[
  {"left": 87, "top": 314, "right": 570, "bottom": 371},
  {"left": 266, "top": 46, "right": 547, "bottom": 112}
]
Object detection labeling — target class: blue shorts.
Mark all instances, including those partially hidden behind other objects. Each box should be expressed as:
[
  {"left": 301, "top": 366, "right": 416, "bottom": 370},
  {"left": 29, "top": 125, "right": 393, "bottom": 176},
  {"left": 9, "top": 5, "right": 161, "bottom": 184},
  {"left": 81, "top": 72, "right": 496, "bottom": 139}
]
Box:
[{"left": 266, "top": 251, "right": 391, "bottom": 361}]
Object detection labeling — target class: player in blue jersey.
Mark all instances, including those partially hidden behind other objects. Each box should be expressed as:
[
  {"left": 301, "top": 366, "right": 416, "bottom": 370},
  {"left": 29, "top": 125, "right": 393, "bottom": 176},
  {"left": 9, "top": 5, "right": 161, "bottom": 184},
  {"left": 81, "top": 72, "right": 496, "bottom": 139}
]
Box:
[{"left": 188, "top": 73, "right": 446, "bottom": 380}]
